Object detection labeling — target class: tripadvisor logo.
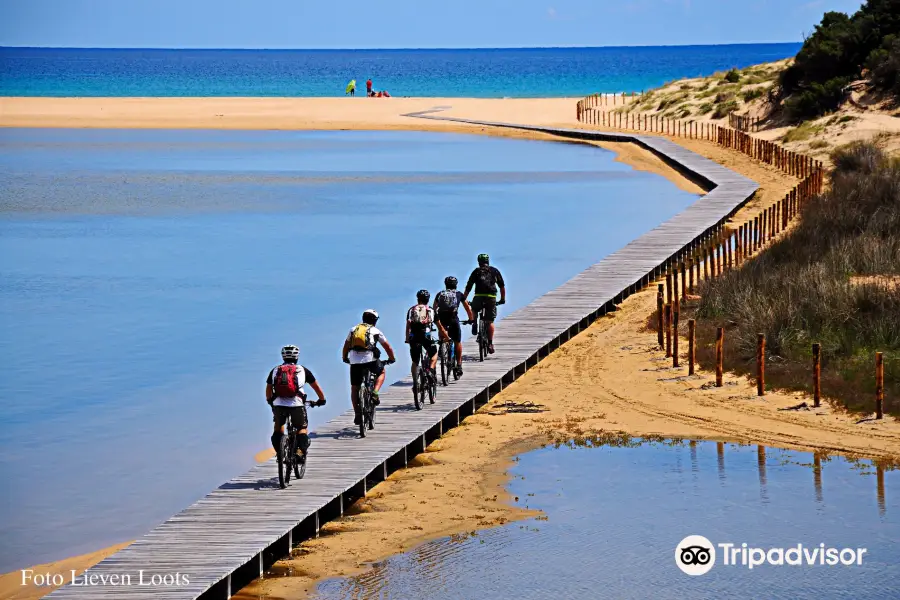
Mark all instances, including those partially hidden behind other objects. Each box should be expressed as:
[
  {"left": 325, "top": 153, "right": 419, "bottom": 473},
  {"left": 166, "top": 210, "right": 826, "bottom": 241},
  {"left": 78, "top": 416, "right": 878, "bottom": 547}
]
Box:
[
  {"left": 675, "top": 535, "right": 716, "bottom": 576},
  {"left": 675, "top": 536, "right": 868, "bottom": 575}
]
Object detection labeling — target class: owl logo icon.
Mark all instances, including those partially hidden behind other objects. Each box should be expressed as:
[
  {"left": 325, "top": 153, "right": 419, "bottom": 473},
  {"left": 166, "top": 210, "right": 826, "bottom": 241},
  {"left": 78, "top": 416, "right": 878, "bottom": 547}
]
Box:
[{"left": 675, "top": 535, "right": 716, "bottom": 575}]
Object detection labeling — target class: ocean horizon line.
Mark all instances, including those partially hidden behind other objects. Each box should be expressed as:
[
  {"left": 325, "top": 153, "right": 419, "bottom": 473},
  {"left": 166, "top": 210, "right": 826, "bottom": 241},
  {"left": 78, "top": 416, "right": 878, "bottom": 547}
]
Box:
[{"left": 0, "top": 42, "right": 802, "bottom": 52}]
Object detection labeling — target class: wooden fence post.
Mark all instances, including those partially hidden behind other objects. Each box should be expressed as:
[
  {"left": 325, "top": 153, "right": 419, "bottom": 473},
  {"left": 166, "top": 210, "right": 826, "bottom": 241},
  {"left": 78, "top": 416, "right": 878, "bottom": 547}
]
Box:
[
  {"left": 688, "top": 259, "right": 695, "bottom": 295},
  {"left": 657, "top": 284, "right": 664, "bottom": 349},
  {"left": 665, "top": 304, "right": 672, "bottom": 358},
  {"left": 813, "top": 343, "right": 821, "bottom": 408},
  {"left": 876, "top": 352, "right": 884, "bottom": 420},
  {"left": 666, "top": 272, "right": 673, "bottom": 308},
  {"left": 673, "top": 307, "right": 680, "bottom": 368},
  {"left": 680, "top": 261, "right": 687, "bottom": 301},
  {"left": 715, "top": 327, "right": 724, "bottom": 387},
  {"left": 757, "top": 333, "right": 766, "bottom": 396},
  {"left": 688, "top": 319, "right": 696, "bottom": 375}
]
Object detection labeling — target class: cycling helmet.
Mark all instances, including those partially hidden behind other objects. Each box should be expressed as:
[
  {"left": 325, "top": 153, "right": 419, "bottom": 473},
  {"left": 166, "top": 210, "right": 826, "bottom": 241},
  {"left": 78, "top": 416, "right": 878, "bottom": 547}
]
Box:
[
  {"left": 416, "top": 289, "right": 430, "bottom": 303},
  {"left": 362, "top": 309, "right": 379, "bottom": 325},
  {"left": 444, "top": 276, "right": 458, "bottom": 289},
  {"left": 281, "top": 344, "right": 300, "bottom": 362},
  {"left": 477, "top": 253, "right": 490, "bottom": 266}
]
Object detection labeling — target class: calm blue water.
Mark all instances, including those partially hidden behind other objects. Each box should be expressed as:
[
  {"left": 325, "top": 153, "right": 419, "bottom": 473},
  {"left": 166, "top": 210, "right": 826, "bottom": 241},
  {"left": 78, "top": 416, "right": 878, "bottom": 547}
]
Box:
[
  {"left": 314, "top": 442, "right": 899, "bottom": 599},
  {"left": 0, "top": 44, "right": 801, "bottom": 97},
  {"left": 0, "top": 128, "right": 700, "bottom": 572}
]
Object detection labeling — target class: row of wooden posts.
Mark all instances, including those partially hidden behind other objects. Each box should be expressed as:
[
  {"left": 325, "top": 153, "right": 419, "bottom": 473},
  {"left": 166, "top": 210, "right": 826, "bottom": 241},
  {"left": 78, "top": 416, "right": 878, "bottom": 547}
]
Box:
[
  {"left": 651, "top": 175, "right": 886, "bottom": 419},
  {"left": 581, "top": 91, "right": 643, "bottom": 107},
  {"left": 575, "top": 95, "right": 824, "bottom": 182},
  {"left": 663, "top": 324, "right": 887, "bottom": 419},
  {"left": 728, "top": 112, "right": 762, "bottom": 133}
]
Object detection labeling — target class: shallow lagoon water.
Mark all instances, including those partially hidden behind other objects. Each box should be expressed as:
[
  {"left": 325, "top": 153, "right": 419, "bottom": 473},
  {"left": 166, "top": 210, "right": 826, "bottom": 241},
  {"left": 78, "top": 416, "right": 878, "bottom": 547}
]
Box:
[
  {"left": 0, "top": 129, "right": 700, "bottom": 570},
  {"left": 313, "top": 441, "right": 899, "bottom": 599}
]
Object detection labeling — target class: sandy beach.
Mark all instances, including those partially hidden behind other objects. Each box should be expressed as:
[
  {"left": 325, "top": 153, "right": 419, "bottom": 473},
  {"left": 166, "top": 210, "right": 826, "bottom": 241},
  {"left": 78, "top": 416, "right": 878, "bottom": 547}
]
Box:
[{"left": 3, "top": 95, "right": 898, "bottom": 599}]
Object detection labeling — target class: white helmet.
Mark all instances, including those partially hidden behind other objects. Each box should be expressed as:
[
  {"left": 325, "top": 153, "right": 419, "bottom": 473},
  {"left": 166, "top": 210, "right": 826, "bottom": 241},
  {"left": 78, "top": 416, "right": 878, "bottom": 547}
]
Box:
[
  {"left": 362, "top": 309, "right": 379, "bottom": 325},
  {"left": 281, "top": 344, "right": 299, "bottom": 361}
]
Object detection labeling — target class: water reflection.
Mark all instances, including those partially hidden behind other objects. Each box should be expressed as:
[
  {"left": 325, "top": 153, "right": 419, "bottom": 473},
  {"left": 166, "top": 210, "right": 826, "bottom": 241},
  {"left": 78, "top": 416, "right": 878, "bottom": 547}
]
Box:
[{"left": 312, "top": 441, "right": 899, "bottom": 600}]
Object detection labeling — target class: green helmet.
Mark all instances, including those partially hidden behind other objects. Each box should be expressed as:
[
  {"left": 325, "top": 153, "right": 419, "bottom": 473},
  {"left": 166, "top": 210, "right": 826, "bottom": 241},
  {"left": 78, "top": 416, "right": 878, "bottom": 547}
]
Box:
[{"left": 477, "top": 253, "right": 490, "bottom": 265}]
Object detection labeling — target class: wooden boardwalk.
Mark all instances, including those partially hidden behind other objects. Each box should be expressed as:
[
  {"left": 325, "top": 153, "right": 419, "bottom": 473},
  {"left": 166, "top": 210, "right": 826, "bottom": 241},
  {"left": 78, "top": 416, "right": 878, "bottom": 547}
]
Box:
[{"left": 47, "top": 117, "right": 758, "bottom": 599}]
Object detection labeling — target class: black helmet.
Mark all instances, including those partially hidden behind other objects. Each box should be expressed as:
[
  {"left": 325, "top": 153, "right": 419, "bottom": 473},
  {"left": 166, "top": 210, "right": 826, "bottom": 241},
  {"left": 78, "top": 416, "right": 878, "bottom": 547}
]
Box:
[
  {"left": 444, "top": 276, "right": 458, "bottom": 289},
  {"left": 416, "top": 289, "right": 430, "bottom": 303},
  {"left": 362, "top": 309, "right": 379, "bottom": 325},
  {"left": 477, "top": 253, "right": 490, "bottom": 266}
]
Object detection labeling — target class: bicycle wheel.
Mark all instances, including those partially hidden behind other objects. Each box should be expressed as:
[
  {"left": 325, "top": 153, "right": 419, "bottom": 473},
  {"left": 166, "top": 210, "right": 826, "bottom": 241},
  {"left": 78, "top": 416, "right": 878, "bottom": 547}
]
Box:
[
  {"left": 278, "top": 431, "right": 292, "bottom": 489},
  {"left": 359, "top": 387, "right": 369, "bottom": 438},
  {"left": 367, "top": 387, "right": 376, "bottom": 430},
  {"left": 428, "top": 369, "right": 436, "bottom": 404},
  {"left": 413, "top": 369, "right": 423, "bottom": 410},
  {"left": 439, "top": 342, "right": 449, "bottom": 386},
  {"left": 295, "top": 452, "right": 306, "bottom": 479}
]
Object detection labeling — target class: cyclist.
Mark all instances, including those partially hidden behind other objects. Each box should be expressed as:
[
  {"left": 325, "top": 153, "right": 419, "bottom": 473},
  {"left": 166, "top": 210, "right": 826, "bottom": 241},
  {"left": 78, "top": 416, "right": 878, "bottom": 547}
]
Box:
[
  {"left": 463, "top": 253, "right": 506, "bottom": 354},
  {"left": 342, "top": 309, "right": 396, "bottom": 426},
  {"left": 406, "top": 290, "right": 438, "bottom": 396},
  {"left": 433, "top": 276, "right": 474, "bottom": 377},
  {"left": 266, "top": 344, "right": 326, "bottom": 459}
]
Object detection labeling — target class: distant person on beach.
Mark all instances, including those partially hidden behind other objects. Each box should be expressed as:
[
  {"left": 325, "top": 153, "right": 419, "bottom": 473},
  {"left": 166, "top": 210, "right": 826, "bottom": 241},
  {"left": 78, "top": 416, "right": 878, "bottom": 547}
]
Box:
[
  {"left": 366, "top": 78, "right": 373, "bottom": 96},
  {"left": 345, "top": 80, "right": 356, "bottom": 96},
  {"left": 342, "top": 309, "right": 396, "bottom": 425},
  {"left": 434, "top": 276, "right": 474, "bottom": 377},
  {"left": 266, "top": 345, "right": 327, "bottom": 459},
  {"left": 463, "top": 253, "right": 506, "bottom": 354}
]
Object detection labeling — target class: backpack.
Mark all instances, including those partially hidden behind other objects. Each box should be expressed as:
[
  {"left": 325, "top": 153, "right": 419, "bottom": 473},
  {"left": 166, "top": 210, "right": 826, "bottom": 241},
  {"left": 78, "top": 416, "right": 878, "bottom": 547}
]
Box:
[
  {"left": 473, "top": 266, "right": 497, "bottom": 294},
  {"left": 350, "top": 324, "right": 373, "bottom": 351},
  {"left": 273, "top": 364, "right": 306, "bottom": 398},
  {"left": 435, "top": 290, "right": 460, "bottom": 314},
  {"left": 408, "top": 304, "right": 430, "bottom": 327}
]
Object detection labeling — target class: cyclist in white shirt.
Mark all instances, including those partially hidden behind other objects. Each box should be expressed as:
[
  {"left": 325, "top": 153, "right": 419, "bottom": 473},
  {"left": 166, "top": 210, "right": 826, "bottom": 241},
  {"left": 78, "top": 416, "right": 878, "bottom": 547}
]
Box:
[{"left": 342, "top": 309, "right": 396, "bottom": 426}]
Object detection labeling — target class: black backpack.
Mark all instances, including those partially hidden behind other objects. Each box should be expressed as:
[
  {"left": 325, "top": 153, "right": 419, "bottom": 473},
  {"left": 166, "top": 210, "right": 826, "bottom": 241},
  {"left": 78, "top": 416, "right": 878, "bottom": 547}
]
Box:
[
  {"left": 473, "top": 266, "right": 497, "bottom": 294},
  {"left": 435, "top": 290, "right": 460, "bottom": 314}
]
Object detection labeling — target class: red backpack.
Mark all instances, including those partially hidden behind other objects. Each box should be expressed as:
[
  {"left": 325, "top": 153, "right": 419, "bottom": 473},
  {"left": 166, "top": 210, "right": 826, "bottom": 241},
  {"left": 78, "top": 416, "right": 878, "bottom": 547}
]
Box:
[{"left": 273, "top": 364, "right": 303, "bottom": 398}]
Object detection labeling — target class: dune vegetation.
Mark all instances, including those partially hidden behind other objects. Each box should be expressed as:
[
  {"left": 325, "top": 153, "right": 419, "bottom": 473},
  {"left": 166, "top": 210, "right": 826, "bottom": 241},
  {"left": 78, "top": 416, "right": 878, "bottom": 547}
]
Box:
[{"left": 689, "top": 141, "right": 900, "bottom": 415}]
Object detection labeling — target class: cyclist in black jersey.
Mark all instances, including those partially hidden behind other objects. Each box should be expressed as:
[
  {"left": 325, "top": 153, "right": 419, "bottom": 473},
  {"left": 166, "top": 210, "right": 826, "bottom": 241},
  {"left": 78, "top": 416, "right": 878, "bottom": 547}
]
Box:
[
  {"left": 433, "top": 276, "right": 474, "bottom": 376},
  {"left": 463, "top": 253, "right": 506, "bottom": 354}
]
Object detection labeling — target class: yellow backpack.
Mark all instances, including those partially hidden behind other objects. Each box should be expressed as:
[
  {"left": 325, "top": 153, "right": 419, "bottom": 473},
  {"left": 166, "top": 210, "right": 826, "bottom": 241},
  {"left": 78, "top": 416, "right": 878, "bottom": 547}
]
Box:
[{"left": 350, "top": 324, "right": 372, "bottom": 351}]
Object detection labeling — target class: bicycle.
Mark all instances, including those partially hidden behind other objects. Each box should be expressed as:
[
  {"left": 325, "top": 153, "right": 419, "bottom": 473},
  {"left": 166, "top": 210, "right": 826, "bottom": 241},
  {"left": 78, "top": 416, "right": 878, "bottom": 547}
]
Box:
[
  {"left": 438, "top": 320, "right": 472, "bottom": 386},
  {"left": 475, "top": 301, "right": 504, "bottom": 362},
  {"left": 412, "top": 341, "right": 436, "bottom": 410},
  {"left": 276, "top": 399, "right": 319, "bottom": 489},
  {"left": 359, "top": 359, "right": 393, "bottom": 438}
]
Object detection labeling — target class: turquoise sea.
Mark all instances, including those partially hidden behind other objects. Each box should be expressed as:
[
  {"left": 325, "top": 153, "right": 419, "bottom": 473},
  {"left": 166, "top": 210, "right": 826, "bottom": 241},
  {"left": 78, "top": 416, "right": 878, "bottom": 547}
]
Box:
[{"left": 0, "top": 44, "right": 801, "bottom": 97}]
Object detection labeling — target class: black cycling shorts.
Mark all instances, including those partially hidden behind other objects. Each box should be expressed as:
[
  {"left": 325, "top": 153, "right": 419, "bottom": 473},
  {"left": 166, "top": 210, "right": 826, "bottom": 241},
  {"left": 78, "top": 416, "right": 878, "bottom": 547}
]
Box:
[
  {"left": 349, "top": 361, "right": 384, "bottom": 386},
  {"left": 471, "top": 296, "right": 498, "bottom": 323},
  {"left": 272, "top": 405, "right": 308, "bottom": 430},
  {"left": 409, "top": 334, "right": 438, "bottom": 363},
  {"left": 436, "top": 314, "right": 462, "bottom": 343}
]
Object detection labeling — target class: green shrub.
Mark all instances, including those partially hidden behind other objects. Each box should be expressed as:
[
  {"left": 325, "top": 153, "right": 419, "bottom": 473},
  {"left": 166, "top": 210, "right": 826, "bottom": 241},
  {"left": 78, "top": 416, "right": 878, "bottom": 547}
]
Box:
[
  {"left": 777, "top": 0, "right": 900, "bottom": 118},
  {"left": 782, "top": 121, "right": 824, "bottom": 142},
  {"left": 712, "top": 99, "right": 739, "bottom": 119},
  {"left": 784, "top": 76, "right": 851, "bottom": 120},
  {"left": 867, "top": 35, "right": 900, "bottom": 97},
  {"left": 742, "top": 88, "right": 765, "bottom": 102},
  {"left": 724, "top": 68, "right": 741, "bottom": 83},
  {"left": 698, "top": 102, "right": 714, "bottom": 114},
  {"left": 714, "top": 91, "right": 736, "bottom": 104}
]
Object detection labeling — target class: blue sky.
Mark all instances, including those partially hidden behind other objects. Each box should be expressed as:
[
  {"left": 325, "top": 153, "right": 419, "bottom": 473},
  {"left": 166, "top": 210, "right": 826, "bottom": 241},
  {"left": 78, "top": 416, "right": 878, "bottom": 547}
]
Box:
[{"left": 0, "top": 0, "right": 865, "bottom": 49}]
